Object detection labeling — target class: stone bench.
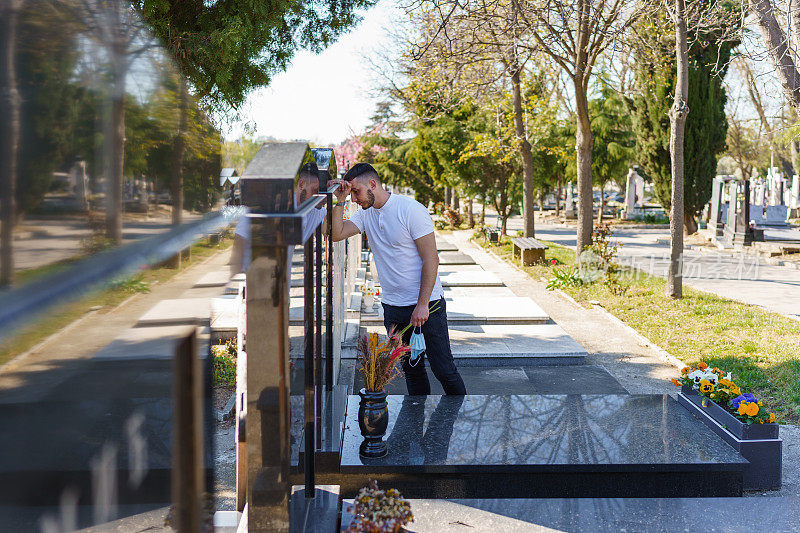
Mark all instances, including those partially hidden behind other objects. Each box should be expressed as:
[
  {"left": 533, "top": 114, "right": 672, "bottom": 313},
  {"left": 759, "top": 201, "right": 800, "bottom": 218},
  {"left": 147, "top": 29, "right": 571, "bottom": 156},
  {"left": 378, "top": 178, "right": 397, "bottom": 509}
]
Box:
[{"left": 511, "top": 237, "right": 548, "bottom": 265}]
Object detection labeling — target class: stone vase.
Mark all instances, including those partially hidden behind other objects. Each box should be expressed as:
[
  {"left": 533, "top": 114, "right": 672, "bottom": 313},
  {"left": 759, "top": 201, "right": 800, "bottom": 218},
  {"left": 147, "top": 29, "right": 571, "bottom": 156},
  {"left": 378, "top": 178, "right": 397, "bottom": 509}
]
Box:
[{"left": 358, "top": 389, "right": 388, "bottom": 458}]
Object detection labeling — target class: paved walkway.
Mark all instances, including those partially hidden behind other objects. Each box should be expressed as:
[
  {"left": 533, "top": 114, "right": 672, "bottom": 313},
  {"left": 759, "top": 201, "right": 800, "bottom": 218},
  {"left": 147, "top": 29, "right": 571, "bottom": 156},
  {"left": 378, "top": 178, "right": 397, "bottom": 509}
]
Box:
[
  {"left": 12, "top": 209, "right": 201, "bottom": 272},
  {"left": 489, "top": 213, "right": 800, "bottom": 318}
]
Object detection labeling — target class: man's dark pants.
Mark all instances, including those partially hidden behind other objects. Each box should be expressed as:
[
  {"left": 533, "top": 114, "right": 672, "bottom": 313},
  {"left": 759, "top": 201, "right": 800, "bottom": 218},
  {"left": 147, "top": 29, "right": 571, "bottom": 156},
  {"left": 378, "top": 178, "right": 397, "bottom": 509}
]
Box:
[{"left": 382, "top": 297, "right": 466, "bottom": 395}]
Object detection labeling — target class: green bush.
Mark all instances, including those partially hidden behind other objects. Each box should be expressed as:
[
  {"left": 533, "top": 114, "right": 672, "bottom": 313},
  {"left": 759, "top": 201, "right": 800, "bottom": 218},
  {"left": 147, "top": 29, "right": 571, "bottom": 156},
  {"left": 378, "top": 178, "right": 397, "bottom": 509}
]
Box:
[
  {"left": 546, "top": 268, "right": 584, "bottom": 290},
  {"left": 211, "top": 340, "right": 237, "bottom": 387}
]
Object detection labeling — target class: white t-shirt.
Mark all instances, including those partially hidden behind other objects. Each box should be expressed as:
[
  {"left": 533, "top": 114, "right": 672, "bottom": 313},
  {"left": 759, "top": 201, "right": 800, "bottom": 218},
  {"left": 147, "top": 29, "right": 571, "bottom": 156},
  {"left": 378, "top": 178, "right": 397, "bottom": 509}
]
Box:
[
  {"left": 349, "top": 193, "right": 443, "bottom": 306},
  {"left": 235, "top": 206, "right": 326, "bottom": 271}
]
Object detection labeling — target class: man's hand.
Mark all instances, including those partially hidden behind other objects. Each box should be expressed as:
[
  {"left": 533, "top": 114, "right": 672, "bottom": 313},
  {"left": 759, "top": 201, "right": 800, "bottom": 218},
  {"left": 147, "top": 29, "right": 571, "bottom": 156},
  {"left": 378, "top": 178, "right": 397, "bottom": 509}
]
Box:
[
  {"left": 330, "top": 179, "right": 351, "bottom": 204},
  {"left": 411, "top": 302, "right": 429, "bottom": 327}
]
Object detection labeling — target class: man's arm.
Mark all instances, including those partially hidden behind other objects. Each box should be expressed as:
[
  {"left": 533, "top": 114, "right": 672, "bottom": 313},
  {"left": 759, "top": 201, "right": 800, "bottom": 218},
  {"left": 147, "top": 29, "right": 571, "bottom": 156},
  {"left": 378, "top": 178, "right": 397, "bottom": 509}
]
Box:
[
  {"left": 330, "top": 205, "right": 361, "bottom": 242},
  {"left": 411, "top": 232, "right": 439, "bottom": 327},
  {"left": 329, "top": 179, "right": 361, "bottom": 242}
]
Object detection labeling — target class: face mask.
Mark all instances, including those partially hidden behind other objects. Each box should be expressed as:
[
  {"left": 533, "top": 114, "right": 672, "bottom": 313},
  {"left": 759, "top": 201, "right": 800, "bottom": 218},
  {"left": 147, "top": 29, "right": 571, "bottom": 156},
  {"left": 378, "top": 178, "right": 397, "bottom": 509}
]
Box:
[{"left": 408, "top": 327, "right": 425, "bottom": 367}]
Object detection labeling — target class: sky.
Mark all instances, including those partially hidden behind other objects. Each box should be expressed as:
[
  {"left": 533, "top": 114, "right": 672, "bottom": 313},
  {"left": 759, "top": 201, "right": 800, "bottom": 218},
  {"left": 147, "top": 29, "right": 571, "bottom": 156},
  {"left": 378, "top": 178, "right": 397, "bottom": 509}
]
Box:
[{"left": 221, "top": 1, "right": 401, "bottom": 146}]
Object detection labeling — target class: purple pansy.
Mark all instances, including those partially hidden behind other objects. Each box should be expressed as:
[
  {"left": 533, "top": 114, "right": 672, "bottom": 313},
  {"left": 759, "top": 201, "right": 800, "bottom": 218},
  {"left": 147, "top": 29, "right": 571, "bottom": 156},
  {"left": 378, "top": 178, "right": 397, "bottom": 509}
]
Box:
[{"left": 730, "top": 394, "right": 757, "bottom": 409}]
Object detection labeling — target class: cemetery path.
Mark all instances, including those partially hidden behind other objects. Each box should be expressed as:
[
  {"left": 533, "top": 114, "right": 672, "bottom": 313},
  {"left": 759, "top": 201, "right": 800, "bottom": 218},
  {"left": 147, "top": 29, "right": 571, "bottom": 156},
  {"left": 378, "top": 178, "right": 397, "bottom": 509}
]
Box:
[
  {"left": 12, "top": 209, "right": 202, "bottom": 272},
  {"left": 0, "top": 247, "right": 230, "bottom": 396},
  {"left": 492, "top": 214, "right": 800, "bottom": 319}
]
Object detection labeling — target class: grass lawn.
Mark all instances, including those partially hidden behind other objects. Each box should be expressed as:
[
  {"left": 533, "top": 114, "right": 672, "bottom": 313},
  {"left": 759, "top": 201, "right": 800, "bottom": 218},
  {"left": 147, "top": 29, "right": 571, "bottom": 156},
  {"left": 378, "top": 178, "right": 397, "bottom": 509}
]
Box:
[
  {"left": 0, "top": 235, "right": 232, "bottom": 367},
  {"left": 475, "top": 233, "right": 800, "bottom": 424}
]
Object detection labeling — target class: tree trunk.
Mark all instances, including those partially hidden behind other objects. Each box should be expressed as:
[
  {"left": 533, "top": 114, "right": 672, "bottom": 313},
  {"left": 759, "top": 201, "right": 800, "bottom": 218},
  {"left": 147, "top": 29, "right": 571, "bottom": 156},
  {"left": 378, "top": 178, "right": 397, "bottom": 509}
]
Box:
[
  {"left": 467, "top": 197, "right": 474, "bottom": 228},
  {"left": 574, "top": 79, "right": 594, "bottom": 254},
  {"left": 481, "top": 198, "right": 485, "bottom": 225},
  {"left": 445, "top": 187, "right": 451, "bottom": 206},
  {"left": 668, "top": 0, "right": 689, "bottom": 299},
  {"left": 106, "top": 37, "right": 127, "bottom": 245},
  {"left": 453, "top": 190, "right": 459, "bottom": 210},
  {"left": 555, "top": 175, "right": 562, "bottom": 217},
  {"left": 171, "top": 76, "right": 188, "bottom": 226},
  {"left": 510, "top": 67, "right": 536, "bottom": 238},
  {"left": 751, "top": 0, "right": 800, "bottom": 108},
  {"left": 597, "top": 181, "right": 605, "bottom": 223},
  {"left": 499, "top": 181, "right": 508, "bottom": 235},
  {"left": 538, "top": 191, "right": 544, "bottom": 213},
  {"left": 684, "top": 211, "right": 698, "bottom": 235},
  {"left": 0, "top": 0, "right": 21, "bottom": 287}
]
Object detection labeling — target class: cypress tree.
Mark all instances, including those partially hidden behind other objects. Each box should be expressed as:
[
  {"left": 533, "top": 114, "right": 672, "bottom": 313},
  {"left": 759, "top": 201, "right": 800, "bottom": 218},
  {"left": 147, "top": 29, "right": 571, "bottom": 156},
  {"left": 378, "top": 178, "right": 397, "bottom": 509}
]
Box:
[{"left": 629, "top": 11, "right": 737, "bottom": 234}]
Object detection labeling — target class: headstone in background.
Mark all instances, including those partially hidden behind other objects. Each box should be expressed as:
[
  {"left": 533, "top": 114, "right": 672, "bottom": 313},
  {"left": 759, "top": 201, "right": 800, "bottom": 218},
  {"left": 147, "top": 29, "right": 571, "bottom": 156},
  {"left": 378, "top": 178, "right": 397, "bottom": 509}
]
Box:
[
  {"left": 724, "top": 180, "right": 753, "bottom": 246},
  {"left": 754, "top": 178, "right": 766, "bottom": 206},
  {"left": 790, "top": 174, "right": 800, "bottom": 215},
  {"left": 708, "top": 177, "right": 726, "bottom": 237},
  {"left": 564, "top": 182, "right": 576, "bottom": 219},
  {"left": 767, "top": 167, "right": 784, "bottom": 206},
  {"left": 622, "top": 167, "right": 644, "bottom": 220},
  {"left": 70, "top": 159, "right": 89, "bottom": 211}
]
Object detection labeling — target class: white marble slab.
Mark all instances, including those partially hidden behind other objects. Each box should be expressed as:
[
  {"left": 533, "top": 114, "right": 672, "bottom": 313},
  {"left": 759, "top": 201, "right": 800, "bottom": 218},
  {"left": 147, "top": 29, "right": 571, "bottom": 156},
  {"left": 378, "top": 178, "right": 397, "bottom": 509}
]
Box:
[
  {"left": 442, "top": 286, "right": 515, "bottom": 298},
  {"left": 135, "top": 298, "right": 211, "bottom": 327},
  {"left": 93, "top": 326, "right": 209, "bottom": 360},
  {"left": 360, "top": 296, "right": 549, "bottom": 325},
  {"left": 193, "top": 270, "right": 230, "bottom": 288},
  {"left": 439, "top": 271, "right": 503, "bottom": 287},
  {"left": 447, "top": 324, "right": 587, "bottom": 358},
  {"left": 438, "top": 251, "right": 477, "bottom": 265}
]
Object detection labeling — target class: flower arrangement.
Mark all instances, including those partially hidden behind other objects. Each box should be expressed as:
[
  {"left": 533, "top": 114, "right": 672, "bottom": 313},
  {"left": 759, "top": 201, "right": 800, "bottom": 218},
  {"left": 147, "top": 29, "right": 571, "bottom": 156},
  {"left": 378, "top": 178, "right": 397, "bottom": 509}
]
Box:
[
  {"left": 360, "top": 283, "right": 381, "bottom": 299},
  {"left": 671, "top": 362, "right": 776, "bottom": 424},
  {"left": 357, "top": 330, "right": 410, "bottom": 393},
  {"left": 346, "top": 480, "right": 413, "bottom": 533}
]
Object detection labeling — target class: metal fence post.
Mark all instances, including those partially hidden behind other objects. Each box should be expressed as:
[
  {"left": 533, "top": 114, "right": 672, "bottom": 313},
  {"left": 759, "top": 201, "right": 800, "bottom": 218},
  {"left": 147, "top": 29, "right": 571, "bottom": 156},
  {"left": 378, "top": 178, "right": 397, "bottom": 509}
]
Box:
[
  {"left": 241, "top": 142, "right": 323, "bottom": 532},
  {"left": 172, "top": 328, "right": 203, "bottom": 532}
]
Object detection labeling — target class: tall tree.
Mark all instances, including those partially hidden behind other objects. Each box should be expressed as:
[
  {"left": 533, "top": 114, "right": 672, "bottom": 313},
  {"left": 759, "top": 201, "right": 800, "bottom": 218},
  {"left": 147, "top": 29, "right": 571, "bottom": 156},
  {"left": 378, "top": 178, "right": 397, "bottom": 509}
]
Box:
[
  {"left": 520, "top": 0, "right": 641, "bottom": 253},
  {"left": 628, "top": 8, "right": 737, "bottom": 235},
  {"left": 668, "top": 0, "right": 689, "bottom": 299},
  {"left": 0, "top": 0, "right": 22, "bottom": 286},
  {"left": 399, "top": 1, "right": 540, "bottom": 236},
  {"left": 133, "top": 0, "right": 376, "bottom": 225}
]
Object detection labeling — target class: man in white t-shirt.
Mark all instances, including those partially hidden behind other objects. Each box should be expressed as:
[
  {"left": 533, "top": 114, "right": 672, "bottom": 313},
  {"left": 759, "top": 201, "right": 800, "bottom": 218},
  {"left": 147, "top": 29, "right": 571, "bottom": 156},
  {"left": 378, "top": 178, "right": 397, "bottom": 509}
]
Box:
[{"left": 330, "top": 163, "right": 466, "bottom": 395}]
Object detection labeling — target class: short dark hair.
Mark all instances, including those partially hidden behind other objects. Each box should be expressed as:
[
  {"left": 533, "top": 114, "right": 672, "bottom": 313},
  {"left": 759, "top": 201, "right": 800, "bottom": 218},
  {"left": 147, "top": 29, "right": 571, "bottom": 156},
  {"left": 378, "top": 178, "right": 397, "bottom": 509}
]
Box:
[{"left": 343, "top": 162, "right": 380, "bottom": 183}]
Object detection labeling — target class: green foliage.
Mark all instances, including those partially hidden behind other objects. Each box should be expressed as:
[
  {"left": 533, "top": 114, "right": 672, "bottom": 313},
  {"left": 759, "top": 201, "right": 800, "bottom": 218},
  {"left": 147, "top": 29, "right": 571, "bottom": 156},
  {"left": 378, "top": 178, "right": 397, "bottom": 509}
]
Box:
[
  {"left": 211, "top": 340, "right": 237, "bottom": 387},
  {"left": 565, "top": 82, "right": 635, "bottom": 190},
  {"left": 132, "top": 0, "right": 376, "bottom": 114},
  {"left": 632, "top": 213, "right": 670, "bottom": 224},
  {"left": 223, "top": 137, "right": 262, "bottom": 176},
  {"left": 546, "top": 268, "right": 584, "bottom": 289},
  {"left": 628, "top": 8, "right": 739, "bottom": 221},
  {"left": 109, "top": 274, "right": 151, "bottom": 294},
  {"left": 16, "top": 2, "right": 88, "bottom": 213}
]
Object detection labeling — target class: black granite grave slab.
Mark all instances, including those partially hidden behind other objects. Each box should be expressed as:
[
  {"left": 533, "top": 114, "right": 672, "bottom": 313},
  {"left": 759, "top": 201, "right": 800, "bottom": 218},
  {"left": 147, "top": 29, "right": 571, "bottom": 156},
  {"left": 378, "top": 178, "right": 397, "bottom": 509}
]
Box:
[
  {"left": 289, "top": 485, "right": 340, "bottom": 533},
  {"left": 353, "top": 365, "right": 627, "bottom": 396},
  {"left": 337, "top": 394, "right": 747, "bottom": 498},
  {"left": 341, "top": 496, "right": 800, "bottom": 532},
  {"left": 0, "top": 358, "right": 213, "bottom": 529}
]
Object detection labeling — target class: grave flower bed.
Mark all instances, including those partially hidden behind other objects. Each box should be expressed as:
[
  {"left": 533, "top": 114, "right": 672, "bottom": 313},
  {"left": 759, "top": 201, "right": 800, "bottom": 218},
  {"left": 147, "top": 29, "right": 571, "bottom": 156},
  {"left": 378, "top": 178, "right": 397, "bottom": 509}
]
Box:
[
  {"left": 671, "top": 362, "right": 776, "bottom": 428},
  {"left": 672, "top": 362, "right": 782, "bottom": 490}
]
